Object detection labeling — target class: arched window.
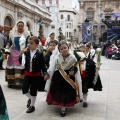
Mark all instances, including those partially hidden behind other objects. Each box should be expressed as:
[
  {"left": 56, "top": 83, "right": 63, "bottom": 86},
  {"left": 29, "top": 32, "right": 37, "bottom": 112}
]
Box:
[
  {"left": 26, "top": 22, "right": 31, "bottom": 31},
  {"left": 67, "top": 15, "right": 70, "bottom": 21},
  {"left": 104, "top": 7, "right": 113, "bottom": 19},
  {"left": 4, "top": 16, "right": 13, "bottom": 37},
  {"left": 4, "top": 16, "right": 12, "bottom": 27},
  {"left": 86, "top": 7, "right": 94, "bottom": 21},
  {"left": 61, "top": 14, "right": 63, "bottom": 19}
]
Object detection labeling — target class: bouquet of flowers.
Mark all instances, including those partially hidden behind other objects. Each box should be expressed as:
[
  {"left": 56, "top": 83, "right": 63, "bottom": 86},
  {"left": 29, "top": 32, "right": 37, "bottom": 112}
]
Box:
[
  {"left": 93, "top": 48, "right": 102, "bottom": 85},
  {"left": 1, "top": 48, "right": 10, "bottom": 54},
  {"left": 72, "top": 50, "right": 86, "bottom": 73},
  {"left": 19, "top": 35, "right": 26, "bottom": 68}
]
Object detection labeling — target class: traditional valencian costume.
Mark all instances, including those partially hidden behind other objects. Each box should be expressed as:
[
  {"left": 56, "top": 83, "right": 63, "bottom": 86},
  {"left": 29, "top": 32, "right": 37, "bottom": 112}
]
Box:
[
  {"left": 0, "top": 85, "right": 9, "bottom": 120},
  {"left": 5, "top": 21, "right": 30, "bottom": 86},
  {"left": 46, "top": 53, "right": 81, "bottom": 107}
]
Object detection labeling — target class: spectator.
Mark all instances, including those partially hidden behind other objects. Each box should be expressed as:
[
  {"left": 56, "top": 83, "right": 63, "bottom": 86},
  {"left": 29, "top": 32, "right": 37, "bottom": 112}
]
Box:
[{"left": 0, "top": 25, "right": 6, "bottom": 70}]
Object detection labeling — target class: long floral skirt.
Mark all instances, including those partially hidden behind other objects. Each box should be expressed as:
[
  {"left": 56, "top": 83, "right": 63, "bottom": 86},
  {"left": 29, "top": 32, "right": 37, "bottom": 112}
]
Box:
[
  {"left": 0, "top": 86, "right": 9, "bottom": 120},
  {"left": 46, "top": 70, "right": 77, "bottom": 107},
  {"left": 5, "top": 49, "right": 24, "bottom": 85}
]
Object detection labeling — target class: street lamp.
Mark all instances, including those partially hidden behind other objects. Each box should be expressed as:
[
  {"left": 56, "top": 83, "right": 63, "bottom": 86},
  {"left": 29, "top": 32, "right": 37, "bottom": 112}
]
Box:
[
  {"left": 58, "top": 27, "right": 62, "bottom": 41},
  {"left": 38, "top": 18, "right": 43, "bottom": 38},
  {"left": 98, "top": 1, "right": 102, "bottom": 43}
]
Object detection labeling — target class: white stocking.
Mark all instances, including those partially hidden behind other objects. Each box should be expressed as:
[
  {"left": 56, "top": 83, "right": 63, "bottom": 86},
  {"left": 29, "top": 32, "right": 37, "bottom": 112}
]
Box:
[
  {"left": 83, "top": 93, "right": 87, "bottom": 102},
  {"left": 30, "top": 96, "right": 36, "bottom": 107},
  {"left": 25, "top": 92, "right": 31, "bottom": 99}
]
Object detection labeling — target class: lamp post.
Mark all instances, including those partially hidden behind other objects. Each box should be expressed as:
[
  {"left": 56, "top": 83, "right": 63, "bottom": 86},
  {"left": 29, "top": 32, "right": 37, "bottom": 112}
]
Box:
[
  {"left": 58, "top": 27, "right": 62, "bottom": 41},
  {"left": 38, "top": 18, "right": 43, "bottom": 39},
  {"left": 98, "top": 1, "right": 102, "bottom": 43}
]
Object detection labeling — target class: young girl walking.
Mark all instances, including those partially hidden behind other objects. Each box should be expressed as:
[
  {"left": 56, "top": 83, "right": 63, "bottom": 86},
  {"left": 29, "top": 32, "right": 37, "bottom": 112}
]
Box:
[{"left": 46, "top": 40, "right": 80, "bottom": 117}]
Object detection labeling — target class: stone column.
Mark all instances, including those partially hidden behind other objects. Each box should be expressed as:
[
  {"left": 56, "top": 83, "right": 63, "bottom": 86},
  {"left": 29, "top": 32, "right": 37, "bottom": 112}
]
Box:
[
  {"left": 79, "top": 1, "right": 85, "bottom": 42},
  {"left": 14, "top": 6, "right": 18, "bottom": 25}
]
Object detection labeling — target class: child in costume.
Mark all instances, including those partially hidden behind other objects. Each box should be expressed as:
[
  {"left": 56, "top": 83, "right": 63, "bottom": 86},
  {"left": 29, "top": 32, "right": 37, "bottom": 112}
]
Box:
[
  {"left": 79, "top": 45, "right": 102, "bottom": 107},
  {"left": 46, "top": 40, "right": 80, "bottom": 117},
  {"left": 44, "top": 40, "right": 58, "bottom": 68},
  {"left": 20, "top": 36, "right": 49, "bottom": 113}
]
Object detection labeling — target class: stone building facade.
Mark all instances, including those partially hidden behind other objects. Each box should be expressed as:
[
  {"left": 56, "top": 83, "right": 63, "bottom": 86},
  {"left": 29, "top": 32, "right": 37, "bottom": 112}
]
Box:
[
  {"left": 78, "top": 0, "right": 120, "bottom": 42},
  {"left": 36, "top": 0, "right": 59, "bottom": 38},
  {"left": 36, "top": 0, "right": 79, "bottom": 41},
  {"left": 59, "top": 0, "right": 79, "bottom": 41},
  {"left": 0, "top": 0, "right": 51, "bottom": 38}
]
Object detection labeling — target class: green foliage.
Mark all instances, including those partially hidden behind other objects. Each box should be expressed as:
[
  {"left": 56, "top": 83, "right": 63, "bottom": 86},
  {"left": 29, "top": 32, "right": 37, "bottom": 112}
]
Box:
[
  {"left": 74, "top": 50, "right": 81, "bottom": 61},
  {"left": 58, "top": 33, "right": 66, "bottom": 41}
]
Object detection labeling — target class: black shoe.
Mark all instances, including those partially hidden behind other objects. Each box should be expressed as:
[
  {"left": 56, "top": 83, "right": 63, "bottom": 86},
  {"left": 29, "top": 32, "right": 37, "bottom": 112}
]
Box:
[
  {"left": 61, "top": 111, "right": 66, "bottom": 117},
  {"left": 0, "top": 67, "right": 5, "bottom": 70},
  {"left": 26, "top": 106, "right": 35, "bottom": 113},
  {"left": 47, "top": 102, "right": 51, "bottom": 105},
  {"left": 83, "top": 102, "right": 88, "bottom": 107},
  {"left": 27, "top": 99, "right": 31, "bottom": 108},
  {"left": 80, "top": 99, "right": 83, "bottom": 102}
]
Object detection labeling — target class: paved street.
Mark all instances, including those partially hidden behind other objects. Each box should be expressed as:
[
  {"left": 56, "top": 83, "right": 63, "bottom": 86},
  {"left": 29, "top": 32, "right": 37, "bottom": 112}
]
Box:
[{"left": 1, "top": 56, "right": 120, "bottom": 120}]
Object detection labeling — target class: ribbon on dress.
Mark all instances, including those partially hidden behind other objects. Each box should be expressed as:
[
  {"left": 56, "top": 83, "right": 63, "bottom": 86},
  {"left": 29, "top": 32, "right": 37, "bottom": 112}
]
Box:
[{"left": 57, "top": 63, "right": 80, "bottom": 103}]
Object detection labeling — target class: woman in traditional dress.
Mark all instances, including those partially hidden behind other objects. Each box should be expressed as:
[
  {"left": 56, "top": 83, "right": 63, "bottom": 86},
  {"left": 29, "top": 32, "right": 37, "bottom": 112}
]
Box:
[
  {"left": 45, "top": 32, "right": 56, "bottom": 47},
  {"left": 5, "top": 21, "right": 30, "bottom": 87},
  {"left": 0, "top": 85, "right": 9, "bottom": 120}
]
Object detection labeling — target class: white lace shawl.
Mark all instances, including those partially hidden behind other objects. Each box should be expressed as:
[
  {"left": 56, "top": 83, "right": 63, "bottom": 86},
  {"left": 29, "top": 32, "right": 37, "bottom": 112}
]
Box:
[{"left": 9, "top": 21, "right": 30, "bottom": 47}]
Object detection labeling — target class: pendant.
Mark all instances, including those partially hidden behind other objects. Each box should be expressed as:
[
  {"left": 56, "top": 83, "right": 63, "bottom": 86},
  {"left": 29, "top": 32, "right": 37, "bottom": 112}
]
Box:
[{"left": 62, "top": 61, "right": 67, "bottom": 66}]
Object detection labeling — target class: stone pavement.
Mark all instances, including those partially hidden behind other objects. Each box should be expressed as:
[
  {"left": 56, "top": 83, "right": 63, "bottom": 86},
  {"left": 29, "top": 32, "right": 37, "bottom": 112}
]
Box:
[{"left": 1, "top": 56, "right": 120, "bottom": 120}]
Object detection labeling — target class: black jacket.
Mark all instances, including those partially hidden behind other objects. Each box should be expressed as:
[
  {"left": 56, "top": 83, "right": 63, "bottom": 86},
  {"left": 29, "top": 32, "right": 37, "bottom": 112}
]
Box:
[
  {"left": 83, "top": 58, "right": 102, "bottom": 91},
  {"left": 44, "top": 51, "right": 52, "bottom": 69},
  {"left": 19, "top": 49, "right": 47, "bottom": 74}
]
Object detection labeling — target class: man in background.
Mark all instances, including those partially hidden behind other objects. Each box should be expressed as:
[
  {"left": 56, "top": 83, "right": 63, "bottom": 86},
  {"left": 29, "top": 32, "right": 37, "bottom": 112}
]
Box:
[{"left": 0, "top": 25, "right": 6, "bottom": 70}]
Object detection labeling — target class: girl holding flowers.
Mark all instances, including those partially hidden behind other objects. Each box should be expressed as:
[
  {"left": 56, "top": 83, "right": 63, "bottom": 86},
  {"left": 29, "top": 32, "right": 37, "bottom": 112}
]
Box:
[
  {"left": 46, "top": 40, "right": 81, "bottom": 117},
  {"left": 79, "top": 45, "right": 102, "bottom": 107}
]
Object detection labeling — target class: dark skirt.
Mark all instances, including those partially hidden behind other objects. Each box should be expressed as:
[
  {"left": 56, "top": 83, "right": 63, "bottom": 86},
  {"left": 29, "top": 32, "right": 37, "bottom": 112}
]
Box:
[
  {"left": 5, "top": 68, "right": 25, "bottom": 86},
  {"left": 5, "top": 49, "right": 25, "bottom": 86},
  {"left": 46, "top": 70, "right": 77, "bottom": 107},
  {"left": 82, "top": 74, "right": 102, "bottom": 93},
  {"left": 0, "top": 86, "right": 9, "bottom": 120}
]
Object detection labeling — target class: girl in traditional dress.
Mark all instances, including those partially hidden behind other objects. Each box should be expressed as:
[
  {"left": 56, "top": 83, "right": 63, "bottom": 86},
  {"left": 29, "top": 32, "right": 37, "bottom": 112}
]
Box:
[
  {"left": 0, "top": 85, "right": 9, "bottom": 120},
  {"left": 5, "top": 21, "right": 30, "bottom": 87},
  {"left": 46, "top": 40, "right": 80, "bottom": 117},
  {"left": 85, "top": 42, "right": 95, "bottom": 60},
  {"left": 79, "top": 45, "right": 102, "bottom": 107},
  {"left": 44, "top": 40, "right": 59, "bottom": 92}
]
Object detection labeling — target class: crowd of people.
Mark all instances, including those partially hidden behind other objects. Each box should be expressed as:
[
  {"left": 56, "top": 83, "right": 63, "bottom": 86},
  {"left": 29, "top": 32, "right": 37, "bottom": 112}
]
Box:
[
  {"left": 0, "top": 20, "right": 103, "bottom": 119},
  {"left": 101, "top": 40, "right": 120, "bottom": 60}
]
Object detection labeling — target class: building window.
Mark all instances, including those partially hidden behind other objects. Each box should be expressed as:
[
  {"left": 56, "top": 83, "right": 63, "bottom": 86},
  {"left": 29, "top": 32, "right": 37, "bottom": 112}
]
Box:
[
  {"left": 61, "top": 14, "right": 63, "bottom": 19},
  {"left": 51, "top": 25, "right": 55, "bottom": 29},
  {"left": 86, "top": 7, "right": 94, "bottom": 21},
  {"left": 67, "top": 15, "right": 70, "bottom": 21},
  {"left": 67, "top": 32, "right": 68, "bottom": 38},
  {"left": 45, "top": 0, "right": 49, "bottom": 6},
  {"left": 86, "top": 11, "right": 94, "bottom": 21},
  {"left": 69, "top": 23, "right": 71, "bottom": 28},
  {"left": 60, "top": 23, "right": 63, "bottom": 28},
  {"left": 66, "top": 23, "right": 68, "bottom": 28},
  {"left": 4, "top": 16, "right": 12, "bottom": 27},
  {"left": 38, "top": 0, "right": 42, "bottom": 5},
  {"left": 50, "top": 7, "right": 57, "bottom": 13},
  {"left": 69, "top": 32, "right": 72, "bottom": 38},
  {"left": 52, "top": 0, "right": 56, "bottom": 5}
]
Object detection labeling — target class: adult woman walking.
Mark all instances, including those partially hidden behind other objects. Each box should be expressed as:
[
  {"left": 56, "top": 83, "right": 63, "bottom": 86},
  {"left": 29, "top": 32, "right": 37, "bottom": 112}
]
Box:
[{"left": 5, "top": 21, "right": 30, "bottom": 87}]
